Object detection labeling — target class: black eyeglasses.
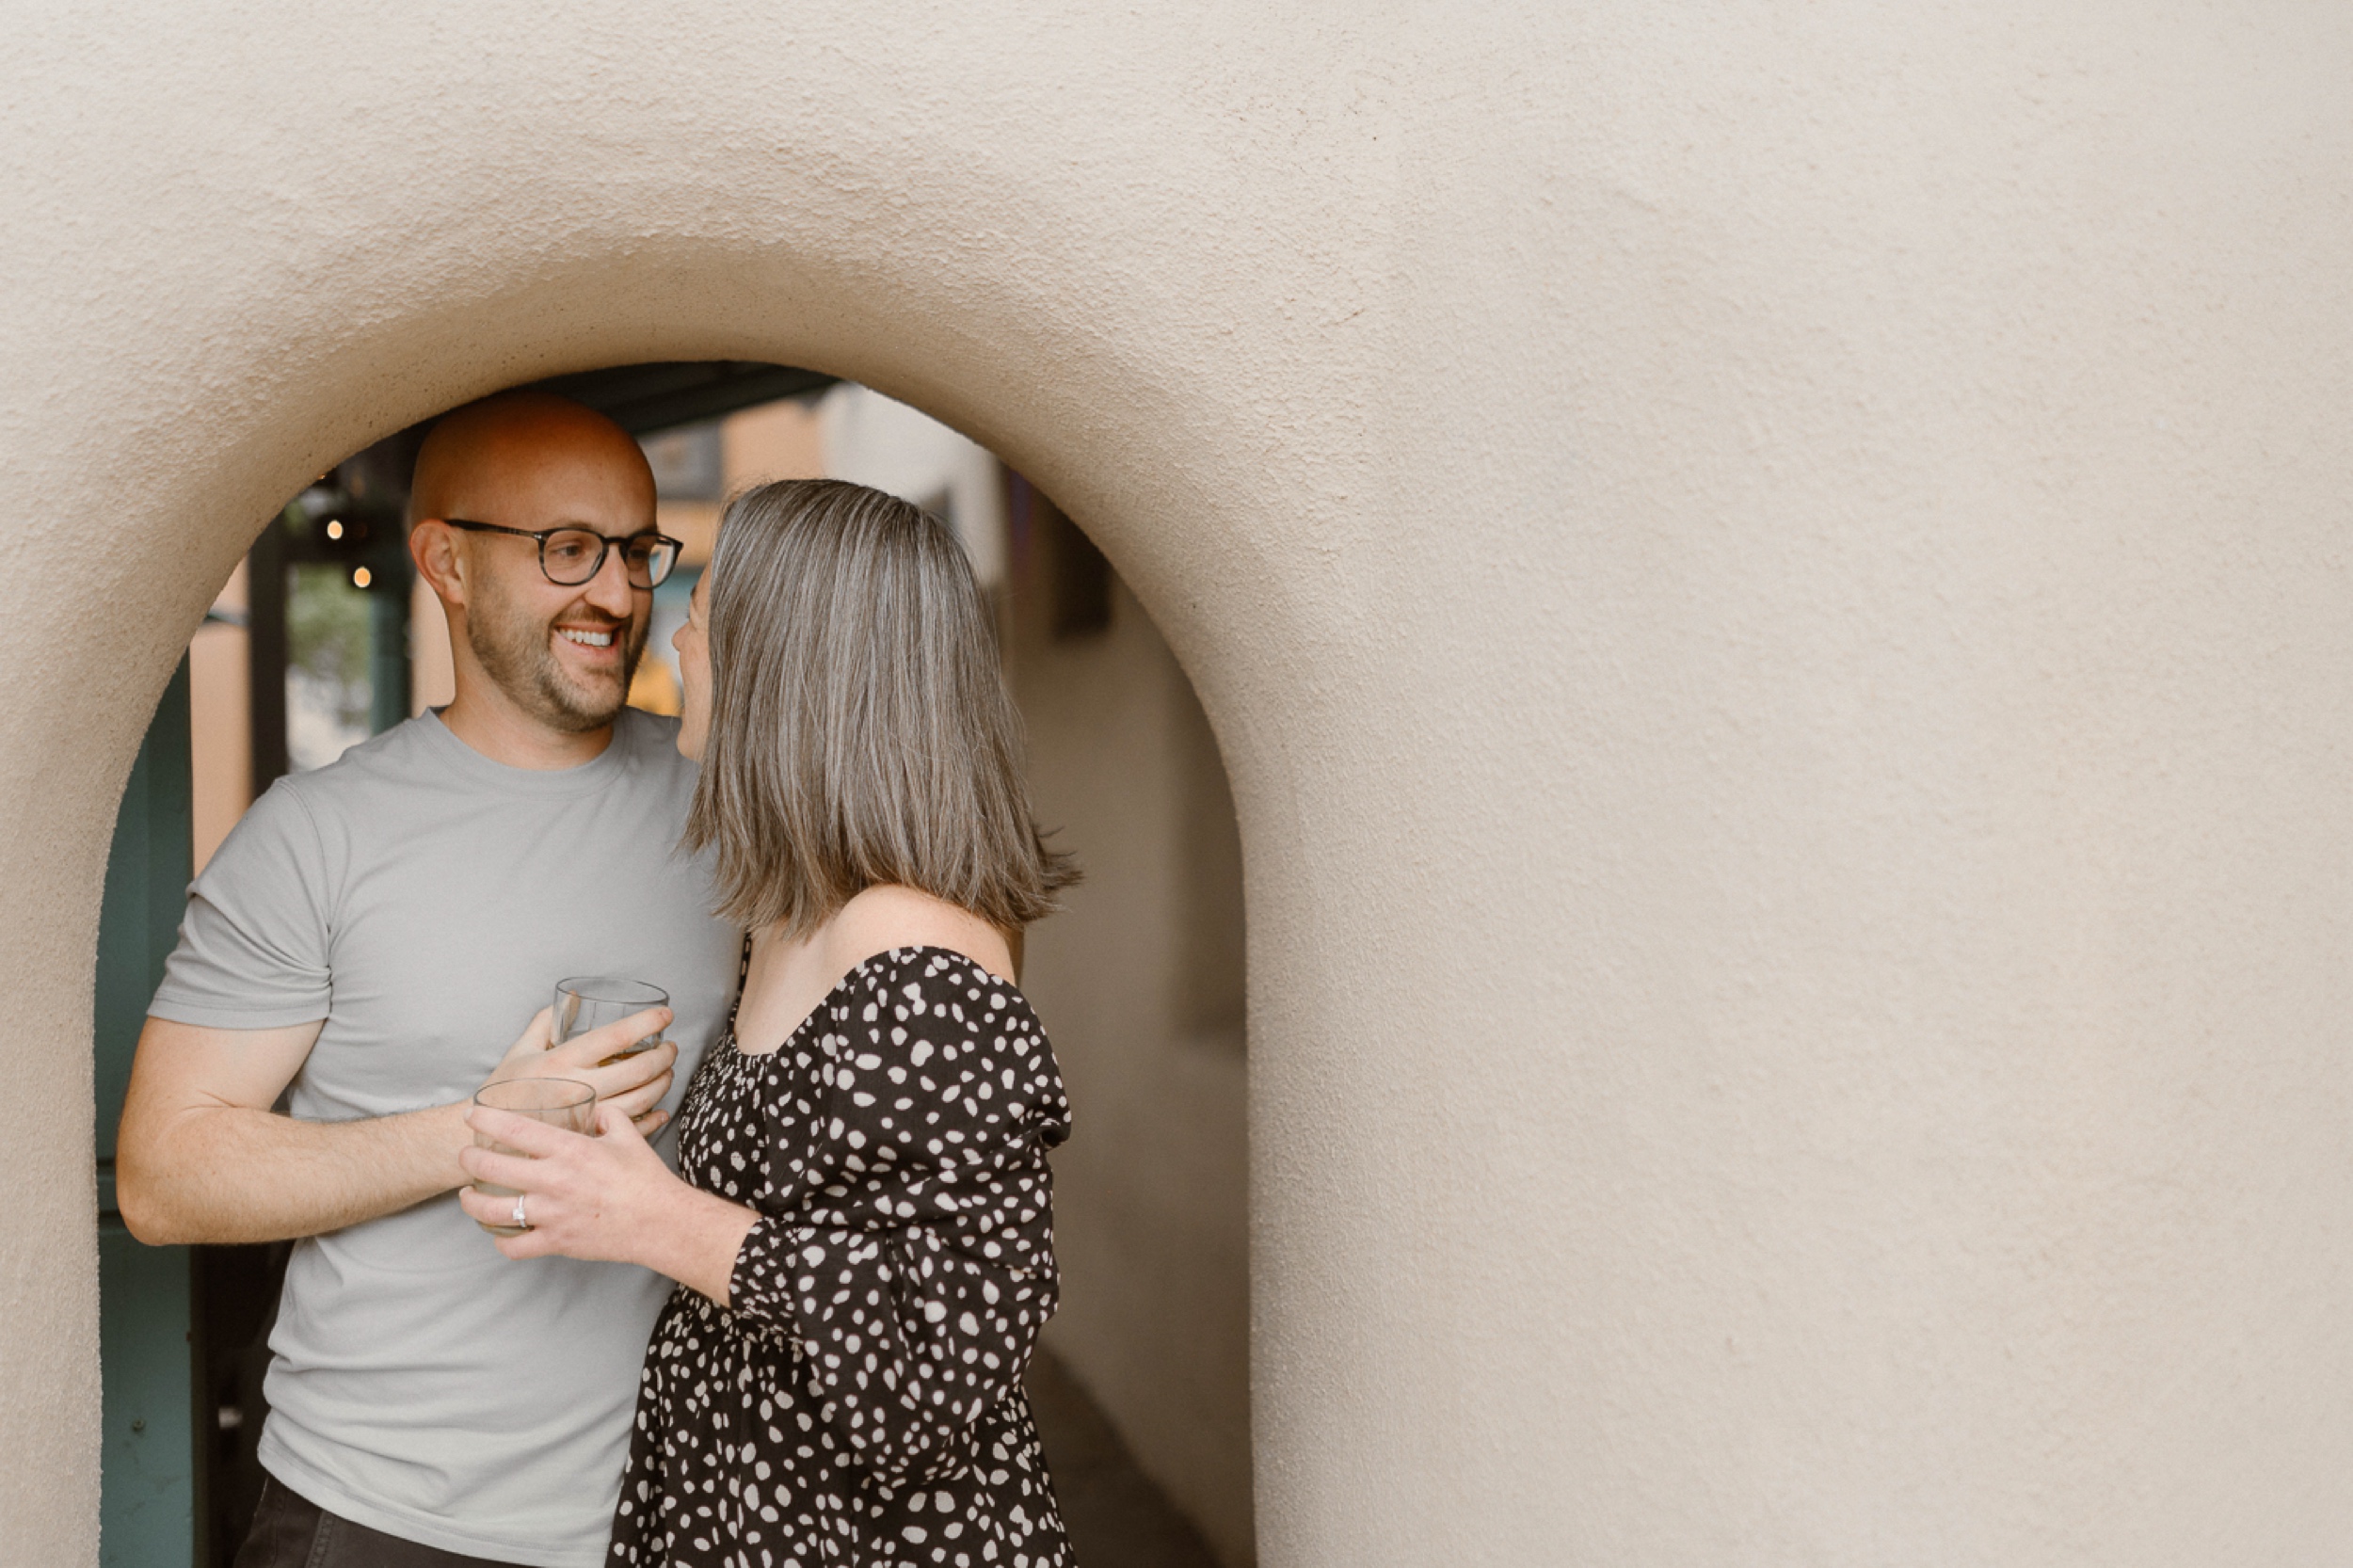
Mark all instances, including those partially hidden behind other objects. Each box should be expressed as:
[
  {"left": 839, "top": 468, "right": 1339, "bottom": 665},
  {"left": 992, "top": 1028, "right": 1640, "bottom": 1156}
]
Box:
[{"left": 442, "top": 519, "right": 682, "bottom": 589}]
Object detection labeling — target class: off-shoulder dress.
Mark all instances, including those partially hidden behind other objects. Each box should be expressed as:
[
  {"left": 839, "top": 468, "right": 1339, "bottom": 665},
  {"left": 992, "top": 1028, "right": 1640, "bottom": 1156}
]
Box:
[{"left": 608, "top": 945, "right": 1076, "bottom": 1568}]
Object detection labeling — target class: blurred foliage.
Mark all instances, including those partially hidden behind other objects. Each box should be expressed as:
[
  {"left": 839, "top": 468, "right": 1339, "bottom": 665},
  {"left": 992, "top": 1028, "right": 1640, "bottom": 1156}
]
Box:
[{"left": 287, "top": 563, "right": 372, "bottom": 746}]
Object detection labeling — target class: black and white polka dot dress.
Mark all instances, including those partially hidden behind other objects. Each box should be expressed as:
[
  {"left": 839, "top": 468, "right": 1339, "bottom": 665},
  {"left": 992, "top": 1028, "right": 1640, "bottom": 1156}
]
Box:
[{"left": 609, "top": 946, "right": 1076, "bottom": 1568}]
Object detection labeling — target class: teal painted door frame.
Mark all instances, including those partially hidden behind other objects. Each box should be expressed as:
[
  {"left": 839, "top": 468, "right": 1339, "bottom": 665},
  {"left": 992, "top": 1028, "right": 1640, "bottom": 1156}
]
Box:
[{"left": 96, "top": 658, "right": 199, "bottom": 1567}]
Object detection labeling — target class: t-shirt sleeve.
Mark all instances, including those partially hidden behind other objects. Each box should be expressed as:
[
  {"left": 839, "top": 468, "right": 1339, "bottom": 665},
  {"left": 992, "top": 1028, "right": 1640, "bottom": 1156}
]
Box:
[{"left": 148, "top": 778, "right": 336, "bottom": 1030}]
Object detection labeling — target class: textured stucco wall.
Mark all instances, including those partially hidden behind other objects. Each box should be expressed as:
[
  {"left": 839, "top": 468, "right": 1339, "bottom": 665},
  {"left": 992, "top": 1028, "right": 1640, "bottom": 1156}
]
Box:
[
  {"left": 1013, "top": 570, "right": 1255, "bottom": 1566},
  {"left": 6, "top": 4, "right": 2353, "bottom": 1565}
]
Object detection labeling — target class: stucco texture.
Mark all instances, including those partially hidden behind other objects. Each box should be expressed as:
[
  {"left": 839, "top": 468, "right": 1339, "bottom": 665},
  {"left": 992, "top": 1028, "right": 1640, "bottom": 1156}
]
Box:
[{"left": 6, "top": 3, "right": 2353, "bottom": 1564}]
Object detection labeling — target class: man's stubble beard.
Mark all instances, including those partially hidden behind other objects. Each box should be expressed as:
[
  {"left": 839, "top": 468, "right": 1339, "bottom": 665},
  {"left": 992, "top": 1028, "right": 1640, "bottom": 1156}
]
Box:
[{"left": 466, "top": 574, "right": 649, "bottom": 734}]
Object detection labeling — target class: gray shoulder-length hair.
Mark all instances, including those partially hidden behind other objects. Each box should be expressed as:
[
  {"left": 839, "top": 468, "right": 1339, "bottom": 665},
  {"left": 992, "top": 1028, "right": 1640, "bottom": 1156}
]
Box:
[{"left": 683, "top": 478, "right": 1079, "bottom": 936}]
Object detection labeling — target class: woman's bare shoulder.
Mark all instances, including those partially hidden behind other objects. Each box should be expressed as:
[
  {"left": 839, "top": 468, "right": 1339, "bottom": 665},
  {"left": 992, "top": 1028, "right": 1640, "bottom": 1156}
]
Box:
[{"left": 823, "top": 885, "right": 1015, "bottom": 985}]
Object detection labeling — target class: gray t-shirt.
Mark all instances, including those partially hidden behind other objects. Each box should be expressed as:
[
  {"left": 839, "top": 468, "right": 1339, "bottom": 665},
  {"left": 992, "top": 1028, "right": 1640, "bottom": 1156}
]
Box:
[{"left": 150, "top": 708, "right": 737, "bottom": 1567}]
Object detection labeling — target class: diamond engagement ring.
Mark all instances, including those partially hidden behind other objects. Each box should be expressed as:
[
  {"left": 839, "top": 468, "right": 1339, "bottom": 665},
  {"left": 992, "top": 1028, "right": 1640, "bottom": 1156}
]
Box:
[{"left": 512, "top": 1193, "right": 531, "bottom": 1231}]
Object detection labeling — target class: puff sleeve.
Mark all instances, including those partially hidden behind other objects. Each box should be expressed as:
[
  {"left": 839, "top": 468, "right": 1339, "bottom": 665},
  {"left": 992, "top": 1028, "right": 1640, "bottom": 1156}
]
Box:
[{"left": 724, "top": 949, "right": 1071, "bottom": 1489}]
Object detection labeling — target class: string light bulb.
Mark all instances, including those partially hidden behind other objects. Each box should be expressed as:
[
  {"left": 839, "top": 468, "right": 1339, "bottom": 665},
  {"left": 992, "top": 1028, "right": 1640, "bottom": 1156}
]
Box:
[{"left": 352, "top": 567, "right": 373, "bottom": 589}]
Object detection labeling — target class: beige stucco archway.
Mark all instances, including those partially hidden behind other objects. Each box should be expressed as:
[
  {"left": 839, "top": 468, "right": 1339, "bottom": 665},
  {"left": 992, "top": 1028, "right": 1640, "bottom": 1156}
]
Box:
[{"left": 9, "top": 6, "right": 2353, "bottom": 1566}]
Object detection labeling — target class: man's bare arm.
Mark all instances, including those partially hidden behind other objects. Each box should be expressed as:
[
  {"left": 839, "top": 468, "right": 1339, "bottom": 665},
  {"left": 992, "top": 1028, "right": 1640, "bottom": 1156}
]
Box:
[
  {"left": 115, "top": 1016, "right": 464, "bottom": 1244},
  {"left": 114, "top": 1010, "right": 679, "bottom": 1246}
]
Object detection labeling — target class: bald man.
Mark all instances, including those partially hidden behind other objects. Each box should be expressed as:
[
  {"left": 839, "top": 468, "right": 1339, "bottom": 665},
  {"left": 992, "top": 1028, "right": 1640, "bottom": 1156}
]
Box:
[{"left": 117, "top": 392, "right": 738, "bottom": 1568}]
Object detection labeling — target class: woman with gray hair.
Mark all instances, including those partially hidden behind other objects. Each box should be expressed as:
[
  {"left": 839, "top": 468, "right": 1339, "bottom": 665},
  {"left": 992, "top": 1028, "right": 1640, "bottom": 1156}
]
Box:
[{"left": 458, "top": 479, "right": 1081, "bottom": 1568}]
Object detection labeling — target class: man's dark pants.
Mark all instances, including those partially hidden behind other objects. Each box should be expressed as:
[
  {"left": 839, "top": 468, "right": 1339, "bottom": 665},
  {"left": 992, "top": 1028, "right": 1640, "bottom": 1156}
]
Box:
[{"left": 234, "top": 1477, "right": 540, "bottom": 1568}]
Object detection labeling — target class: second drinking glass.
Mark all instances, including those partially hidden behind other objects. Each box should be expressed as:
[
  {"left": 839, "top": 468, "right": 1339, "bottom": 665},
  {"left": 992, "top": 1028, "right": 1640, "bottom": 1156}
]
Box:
[{"left": 470, "top": 1077, "right": 596, "bottom": 1237}]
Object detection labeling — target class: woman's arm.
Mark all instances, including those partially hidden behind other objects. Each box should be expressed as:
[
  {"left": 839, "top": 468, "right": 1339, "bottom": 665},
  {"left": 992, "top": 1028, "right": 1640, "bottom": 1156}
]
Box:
[{"left": 721, "top": 949, "right": 1070, "bottom": 1487}]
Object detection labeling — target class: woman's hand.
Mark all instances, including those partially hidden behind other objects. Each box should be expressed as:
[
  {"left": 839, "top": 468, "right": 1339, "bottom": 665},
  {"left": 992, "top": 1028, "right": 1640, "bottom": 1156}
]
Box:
[
  {"left": 458, "top": 1103, "right": 682, "bottom": 1264},
  {"left": 456, "top": 1105, "right": 760, "bottom": 1295},
  {"left": 475, "top": 1005, "right": 680, "bottom": 1139}
]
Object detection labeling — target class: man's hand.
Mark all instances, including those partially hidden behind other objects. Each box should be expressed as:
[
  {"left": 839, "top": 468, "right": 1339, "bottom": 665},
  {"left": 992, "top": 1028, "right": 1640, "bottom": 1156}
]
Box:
[{"left": 477, "top": 1005, "right": 679, "bottom": 1139}]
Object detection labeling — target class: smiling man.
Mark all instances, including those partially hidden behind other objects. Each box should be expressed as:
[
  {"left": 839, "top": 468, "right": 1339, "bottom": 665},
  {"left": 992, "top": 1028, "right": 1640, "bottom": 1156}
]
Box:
[
  {"left": 417, "top": 396, "right": 664, "bottom": 765},
  {"left": 115, "top": 392, "right": 739, "bottom": 1568}
]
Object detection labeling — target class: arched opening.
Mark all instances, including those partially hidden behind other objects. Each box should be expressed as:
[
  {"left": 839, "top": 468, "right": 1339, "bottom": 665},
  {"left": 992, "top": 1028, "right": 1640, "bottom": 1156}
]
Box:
[{"left": 93, "top": 365, "right": 1253, "bottom": 1567}]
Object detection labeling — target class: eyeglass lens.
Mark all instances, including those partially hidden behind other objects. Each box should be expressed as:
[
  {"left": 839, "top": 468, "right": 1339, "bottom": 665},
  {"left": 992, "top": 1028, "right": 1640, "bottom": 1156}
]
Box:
[{"left": 539, "top": 529, "right": 678, "bottom": 588}]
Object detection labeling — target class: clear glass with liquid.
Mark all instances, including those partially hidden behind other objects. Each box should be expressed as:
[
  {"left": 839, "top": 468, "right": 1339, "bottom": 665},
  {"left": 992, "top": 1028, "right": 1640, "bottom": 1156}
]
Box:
[
  {"left": 471, "top": 1077, "right": 596, "bottom": 1237},
  {"left": 552, "top": 976, "right": 669, "bottom": 1062}
]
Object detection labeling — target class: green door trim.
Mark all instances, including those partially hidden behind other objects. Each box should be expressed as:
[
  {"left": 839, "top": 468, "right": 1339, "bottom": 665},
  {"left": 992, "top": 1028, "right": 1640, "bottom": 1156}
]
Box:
[{"left": 96, "top": 656, "right": 199, "bottom": 1567}]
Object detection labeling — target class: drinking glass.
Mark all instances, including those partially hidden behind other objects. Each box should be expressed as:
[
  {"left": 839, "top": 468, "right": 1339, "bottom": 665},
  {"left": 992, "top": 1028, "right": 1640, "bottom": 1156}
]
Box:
[
  {"left": 471, "top": 1077, "right": 596, "bottom": 1237},
  {"left": 552, "top": 976, "right": 670, "bottom": 1063}
]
